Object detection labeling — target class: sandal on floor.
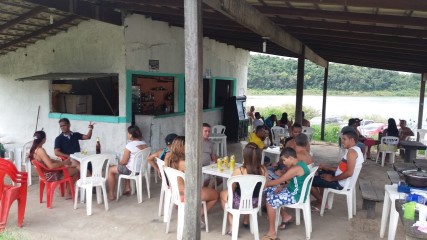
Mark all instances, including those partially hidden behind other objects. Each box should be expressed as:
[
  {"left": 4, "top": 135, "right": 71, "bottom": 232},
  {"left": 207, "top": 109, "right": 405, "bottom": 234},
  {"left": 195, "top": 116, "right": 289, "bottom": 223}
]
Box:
[
  {"left": 311, "top": 205, "right": 321, "bottom": 212},
  {"left": 226, "top": 230, "right": 232, "bottom": 236},
  {"left": 262, "top": 235, "right": 280, "bottom": 240},
  {"left": 243, "top": 223, "right": 250, "bottom": 229},
  {"left": 279, "top": 216, "right": 293, "bottom": 230},
  {"left": 123, "top": 190, "right": 131, "bottom": 196}
]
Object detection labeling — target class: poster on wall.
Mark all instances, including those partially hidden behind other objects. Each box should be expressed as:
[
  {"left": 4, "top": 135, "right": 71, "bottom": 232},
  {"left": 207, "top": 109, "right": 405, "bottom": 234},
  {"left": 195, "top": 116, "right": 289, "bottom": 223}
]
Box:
[{"left": 149, "top": 59, "right": 159, "bottom": 72}]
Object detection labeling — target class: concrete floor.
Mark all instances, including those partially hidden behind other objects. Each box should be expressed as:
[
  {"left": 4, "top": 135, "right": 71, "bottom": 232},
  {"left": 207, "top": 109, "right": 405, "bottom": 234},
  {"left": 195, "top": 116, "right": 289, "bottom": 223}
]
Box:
[{"left": 3, "top": 142, "right": 406, "bottom": 240}]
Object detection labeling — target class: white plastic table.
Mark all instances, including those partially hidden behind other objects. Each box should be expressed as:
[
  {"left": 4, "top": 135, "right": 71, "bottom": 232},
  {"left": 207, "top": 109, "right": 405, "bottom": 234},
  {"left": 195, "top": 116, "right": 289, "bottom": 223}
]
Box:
[
  {"left": 209, "top": 133, "right": 227, "bottom": 157},
  {"left": 202, "top": 163, "right": 242, "bottom": 189},
  {"left": 70, "top": 152, "right": 118, "bottom": 165},
  {"left": 380, "top": 184, "right": 405, "bottom": 240},
  {"left": 261, "top": 146, "right": 281, "bottom": 165},
  {"left": 70, "top": 152, "right": 118, "bottom": 202}
]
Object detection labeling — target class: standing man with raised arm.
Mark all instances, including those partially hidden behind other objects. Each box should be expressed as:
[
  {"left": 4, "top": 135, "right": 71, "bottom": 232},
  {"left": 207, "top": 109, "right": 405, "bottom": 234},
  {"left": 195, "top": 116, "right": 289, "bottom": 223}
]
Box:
[{"left": 54, "top": 118, "right": 94, "bottom": 163}]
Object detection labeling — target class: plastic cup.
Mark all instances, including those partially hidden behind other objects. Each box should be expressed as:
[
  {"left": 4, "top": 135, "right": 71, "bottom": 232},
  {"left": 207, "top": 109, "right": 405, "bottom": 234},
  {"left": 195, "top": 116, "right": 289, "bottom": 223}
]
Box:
[
  {"left": 230, "top": 159, "right": 235, "bottom": 171},
  {"left": 403, "top": 202, "right": 416, "bottom": 220},
  {"left": 217, "top": 158, "right": 222, "bottom": 171}
]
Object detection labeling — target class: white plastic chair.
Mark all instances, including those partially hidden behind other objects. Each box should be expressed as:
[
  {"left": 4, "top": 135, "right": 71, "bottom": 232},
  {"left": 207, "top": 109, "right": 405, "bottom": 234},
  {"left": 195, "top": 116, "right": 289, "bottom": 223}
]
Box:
[
  {"left": 164, "top": 167, "right": 209, "bottom": 240},
  {"left": 156, "top": 157, "right": 171, "bottom": 223},
  {"left": 376, "top": 137, "right": 399, "bottom": 167},
  {"left": 116, "top": 147, "right": 151, "bottom": 203},
  {"left": 275, "top": 166, "right": 318, "bottom": 239},
  {"left": 212, "top": 125, "right": 226, "bottom": 134},
  {"left": 302, "top": 127, "right": 314, "bottom": 141},
  {"left": 271, "top": 126, "right": 286, "bottom": 146},
  {"left": 74, "top": 154, "right": 111, "bottom": 216},
  {"left": 21, "top": 141, "right": 33, "bottom": 186},
  {"left": 221, "top": 175, "right": 266, "bottom": 240},
  {"left": 416, "top": 129, "right": 427, "bottom": 158},
  {"left": 320, "top": 166, "right": 362, "bottom": 220},
  {"left": 211, "top": 125, "right": 227, "bottom": 157}
]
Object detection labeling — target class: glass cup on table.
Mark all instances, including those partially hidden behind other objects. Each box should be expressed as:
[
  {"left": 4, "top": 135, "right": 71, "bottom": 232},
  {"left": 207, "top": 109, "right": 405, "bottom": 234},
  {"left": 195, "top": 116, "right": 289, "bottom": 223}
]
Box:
[
  {"left": 217, "top": 158, "right": 223, "bottom": 172},
  {"left": 223, "top": 156, "right": 229, "bottom": 168}
]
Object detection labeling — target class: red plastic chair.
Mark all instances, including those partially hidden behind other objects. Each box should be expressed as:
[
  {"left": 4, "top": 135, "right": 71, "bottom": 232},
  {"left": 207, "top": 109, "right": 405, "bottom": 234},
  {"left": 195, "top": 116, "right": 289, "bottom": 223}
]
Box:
[
  {"left": 31, "top": 160, "right": 75, "bottom": 209},
  {"left": 0, "top": 158, "right": 28, "bottom": 230}
]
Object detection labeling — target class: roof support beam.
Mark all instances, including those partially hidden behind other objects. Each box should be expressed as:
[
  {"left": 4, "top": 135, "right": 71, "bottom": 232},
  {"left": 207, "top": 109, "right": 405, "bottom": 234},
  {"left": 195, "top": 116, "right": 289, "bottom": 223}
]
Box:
[
  {"left": 281, "top": 0, "right": 427, "bottom": 12},
  {"left": 258, "top": 7, "right": 427, "bottom": 28},
  {"left": 0, "top": 15, "right": 77, "bottom": 51},
  {"left": 0, "top": 6, "right": 45, "bottom": 32},
  {"left": 23, "top": 0, "right": 122, "bottom": 25},
  {"left": 276, "top": 18, "right": 427, "bottom": 38},
  {"left": 203, "top": 0, "right": 327, "bottom": 67}
]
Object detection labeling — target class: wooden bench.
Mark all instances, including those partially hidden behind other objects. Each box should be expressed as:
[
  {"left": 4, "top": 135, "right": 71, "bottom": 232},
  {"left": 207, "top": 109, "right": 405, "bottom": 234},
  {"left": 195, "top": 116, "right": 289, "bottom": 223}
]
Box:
[
  {"left": 359, "top": 179, "right": 384, "bottom": 219},
  {"left": 387, "top": 171, "right": 401, "bottom": 185}
]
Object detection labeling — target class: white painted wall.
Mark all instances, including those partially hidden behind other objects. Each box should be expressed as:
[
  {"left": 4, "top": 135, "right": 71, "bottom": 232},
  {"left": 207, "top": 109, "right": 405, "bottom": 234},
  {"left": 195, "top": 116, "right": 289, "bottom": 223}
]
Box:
[
  {"left": 0, "top": 20, "right": 127, "bottom": 154},
  {"left": 124, "top": 14, "right": 250, "bottom": 96},
  {"left": 0, "top": 13, "right": 250, "bottom": 157},
  {"left": 125, "top": 14, "right": 250, "bottom": 150}
]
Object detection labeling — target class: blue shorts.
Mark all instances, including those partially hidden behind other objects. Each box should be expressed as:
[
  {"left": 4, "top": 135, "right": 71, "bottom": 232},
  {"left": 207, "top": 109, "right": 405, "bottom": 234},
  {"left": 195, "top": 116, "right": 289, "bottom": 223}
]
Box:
[
  {"left": 312, "top": 170, "right": 343, "bottom": 190},
  {"left": 264, "top": 186, "right": 296, "bottom": 209}
]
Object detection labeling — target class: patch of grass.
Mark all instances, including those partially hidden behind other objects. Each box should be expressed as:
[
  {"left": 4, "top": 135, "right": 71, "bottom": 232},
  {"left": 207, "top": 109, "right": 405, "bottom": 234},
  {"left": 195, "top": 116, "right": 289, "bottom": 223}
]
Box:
[
  {"left": 0, "top": 228, "right": 26, "bottom": 240},
  {"left": 257, "top": 104, "right": 320, "bottom": 121},
  {"left": 311, "top": 125, "right": 342, "bottom": 143}
]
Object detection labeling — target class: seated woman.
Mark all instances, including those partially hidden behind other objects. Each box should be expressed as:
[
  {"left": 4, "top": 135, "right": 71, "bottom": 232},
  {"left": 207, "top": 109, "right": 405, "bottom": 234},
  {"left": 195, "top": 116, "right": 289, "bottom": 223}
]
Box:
[
  {"left": 165, "top": 136, "right": 219, "bottom": 227},
  {"left": 147, "top": 133, "right": 177, "bottom": 178},
  {"left": 277, "top": 112, "right": 291, "bottom": 129},
  {"left": 220, "top": 142, "right": 268, "bottom": 235},
  {"left": 107, "top": 126, "right": 148, "bottom": 201},
  {"left": 263, "top": 147, "right": 310, "bottom": 240},
  {"left": 29, "top": 130, "right": 79, "bottom": 197}
]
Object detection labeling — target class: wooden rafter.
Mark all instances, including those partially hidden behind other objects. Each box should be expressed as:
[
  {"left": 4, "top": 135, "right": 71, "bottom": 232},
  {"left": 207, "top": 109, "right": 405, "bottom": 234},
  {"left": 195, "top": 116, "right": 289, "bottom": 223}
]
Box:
[
  {"left": 284, "top": 0, "right": 427, "bottom": 12},
  {"left": 279, "top": 20, "right": 427, "bottom": 38},
  {"left": 0, "top": 15, "right": 77, "bottom": 51},
  {"left": 0, "top": 6, "right": 45, "bottom": 33},
  {"left": 203, "top": 0, "right": 327, "bottom": 67},
  {"left": 23, "top": 0, "right": 122, "bottom": 26},
  {"left": 257, "top": 7, "right": 427, "bottom": 28}
]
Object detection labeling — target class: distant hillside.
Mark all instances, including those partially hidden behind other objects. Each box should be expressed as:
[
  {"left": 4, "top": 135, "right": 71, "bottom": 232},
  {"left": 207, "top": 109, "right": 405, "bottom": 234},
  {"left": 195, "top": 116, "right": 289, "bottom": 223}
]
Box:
[{"left": 248, "top": 54, "right": 421, "bottom": 96}]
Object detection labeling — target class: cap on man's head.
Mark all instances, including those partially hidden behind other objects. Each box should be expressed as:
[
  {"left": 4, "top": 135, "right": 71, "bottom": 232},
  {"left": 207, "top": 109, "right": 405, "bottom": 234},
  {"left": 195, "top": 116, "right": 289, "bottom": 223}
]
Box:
[
  {"left": 348, "top": 118, "right": 356, "bottom": 125},
  {"left": 354, "top": 118, "right": 363, "bottom": 122},
  {"left": 165, "top": 133, "right": 178, "bottom": 145}
]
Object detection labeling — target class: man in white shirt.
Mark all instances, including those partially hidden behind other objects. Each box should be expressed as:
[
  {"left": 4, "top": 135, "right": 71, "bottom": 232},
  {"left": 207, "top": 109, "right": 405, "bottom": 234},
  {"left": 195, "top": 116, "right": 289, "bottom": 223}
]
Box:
[
  {"left": 311, "top": 131, "right": 364, "bottom": 210},
  {"left": 252, "top": 112, "right": 264, "bottom": 131}
]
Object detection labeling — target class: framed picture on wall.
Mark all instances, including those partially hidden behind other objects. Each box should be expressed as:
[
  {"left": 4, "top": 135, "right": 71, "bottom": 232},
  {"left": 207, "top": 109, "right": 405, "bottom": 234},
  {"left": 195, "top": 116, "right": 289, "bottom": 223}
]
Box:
[{"left": 149, "top": 59, "right": 159, "bottom": 72}]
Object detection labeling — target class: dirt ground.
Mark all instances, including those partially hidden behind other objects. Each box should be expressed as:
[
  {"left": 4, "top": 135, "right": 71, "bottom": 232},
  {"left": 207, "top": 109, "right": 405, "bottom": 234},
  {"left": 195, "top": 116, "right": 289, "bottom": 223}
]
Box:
[{"left": 3, "top": 142, "right": 406, "bottom": 240}]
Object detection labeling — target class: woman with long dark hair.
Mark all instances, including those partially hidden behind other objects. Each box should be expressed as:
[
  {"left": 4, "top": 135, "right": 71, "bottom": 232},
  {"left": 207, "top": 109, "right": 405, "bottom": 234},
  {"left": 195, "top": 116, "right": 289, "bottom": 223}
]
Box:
[
  {"left": 165, "top": 136, "right": 219, "bottom": 227},
  {"left": 30, "top": 130, "right": 79, "bottom": 183},
  {"left": 220, "top": 142, "right": 268, "bottom": 235},
  {"left": 383, "top": 118, "right": 399, "bottom": 137},
  {"left": 107, "top": 125, "right": 148, "bottom": 201}
]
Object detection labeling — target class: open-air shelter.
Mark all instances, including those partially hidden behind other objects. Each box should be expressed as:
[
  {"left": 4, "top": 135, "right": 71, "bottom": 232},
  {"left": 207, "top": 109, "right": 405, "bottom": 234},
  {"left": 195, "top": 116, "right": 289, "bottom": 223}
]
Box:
[{"left": 1, "top": 0, "right": 427, "bottom": 238}]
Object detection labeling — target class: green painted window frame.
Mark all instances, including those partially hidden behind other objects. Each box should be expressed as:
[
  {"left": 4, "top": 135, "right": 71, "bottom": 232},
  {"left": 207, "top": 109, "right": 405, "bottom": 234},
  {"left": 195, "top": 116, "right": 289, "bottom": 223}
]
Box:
[
  {"left": 48, "top": 78, "right": 124, "bottom": 123},
  {"left": 126, "top": 70, "right": 185, "bottom": 122},
  {"left": 48, "top": 73, "right": 235, "bottom": 123},
  {"left": 211, "top": 77, "right": 236, "bottom": 107}
]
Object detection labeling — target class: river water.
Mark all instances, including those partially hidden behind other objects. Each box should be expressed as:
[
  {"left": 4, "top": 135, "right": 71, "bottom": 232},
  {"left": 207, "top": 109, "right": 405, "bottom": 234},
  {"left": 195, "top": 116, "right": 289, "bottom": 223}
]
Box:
[{"left": 247, "top": 95, "right": 426, "bottom": 124}]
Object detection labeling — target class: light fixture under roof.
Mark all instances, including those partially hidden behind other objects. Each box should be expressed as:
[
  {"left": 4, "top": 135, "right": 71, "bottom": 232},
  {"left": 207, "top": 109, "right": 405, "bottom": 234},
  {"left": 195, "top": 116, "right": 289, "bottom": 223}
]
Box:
[{"left": 262, "top": 37, "right": 270, "bottom": 53}]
